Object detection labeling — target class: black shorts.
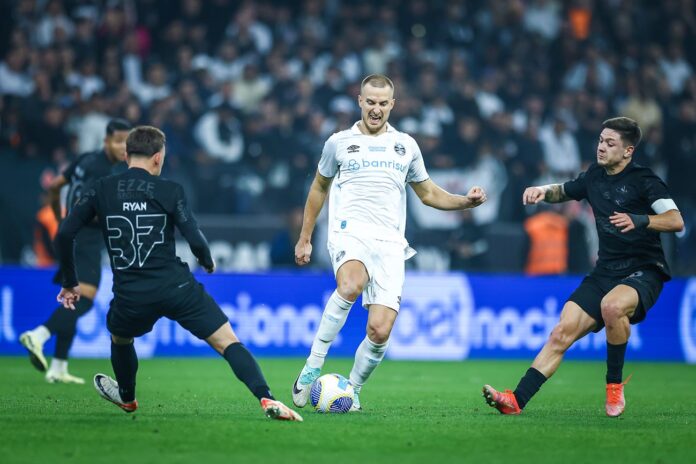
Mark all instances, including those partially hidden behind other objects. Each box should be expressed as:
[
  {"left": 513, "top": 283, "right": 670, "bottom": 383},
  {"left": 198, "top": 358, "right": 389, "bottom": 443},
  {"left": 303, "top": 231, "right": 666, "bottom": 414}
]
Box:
[
  {"left": 106, "top": 278, "right": 229, "bottom": 340},
  {"left": 52, "top": 231, "right": 103, "bottom": 287},
  {"left": 568, "top": 267, "right": 665, "bottom": 332}
]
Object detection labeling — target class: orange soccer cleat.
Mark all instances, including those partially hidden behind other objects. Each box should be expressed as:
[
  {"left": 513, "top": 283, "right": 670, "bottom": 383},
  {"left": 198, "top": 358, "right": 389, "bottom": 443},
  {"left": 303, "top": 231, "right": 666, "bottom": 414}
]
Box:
[
  {"left": 260, "top": 398, "right": 303, "bottom": 422},
  {"left": 482, "top": 385, "right": 522, "bottom": 415},
  {"left": 606, "top": 375, "right": 632, "bottom": 417}
]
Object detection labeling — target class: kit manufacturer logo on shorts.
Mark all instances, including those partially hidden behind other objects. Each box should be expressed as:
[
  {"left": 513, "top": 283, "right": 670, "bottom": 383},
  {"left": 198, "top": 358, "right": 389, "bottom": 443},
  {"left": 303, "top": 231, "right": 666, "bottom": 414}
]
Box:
[
  {"left": 394, "top": 142, "right": 406, "bottom": 156},
  {"left": 347, "top": 145, "right": 360, "bottom": 153},
  {"left": 335, "top": 250, "right": 345, "bottom": 262},
  {"left": 626, "top": 271, "right": 644, "bottom": 279}
]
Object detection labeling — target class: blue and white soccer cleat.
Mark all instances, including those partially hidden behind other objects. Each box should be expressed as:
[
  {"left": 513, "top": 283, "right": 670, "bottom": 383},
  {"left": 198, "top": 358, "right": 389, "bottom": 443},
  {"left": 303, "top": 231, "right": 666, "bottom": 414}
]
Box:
[
  {"left": 291, "top": 364, "right": 321, "bottom": 408},
  {"left": 349, "top": 389, "right": 362, "bottom": 412}
]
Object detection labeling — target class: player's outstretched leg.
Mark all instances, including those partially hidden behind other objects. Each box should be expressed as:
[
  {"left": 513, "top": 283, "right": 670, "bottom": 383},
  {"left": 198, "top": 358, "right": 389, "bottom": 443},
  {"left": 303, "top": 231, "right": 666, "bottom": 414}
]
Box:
[
  {"left": 19, "top": 325, "right": 50, "bottom": 372},
  {"left": 292, "top": 290, "right": 354, "bottom": 407},
  {"left": 93, "top": 373, "right": 138, "bottom": 413},
  {"left": 208, "top": 322, "right": 302, "bottom": 422}
]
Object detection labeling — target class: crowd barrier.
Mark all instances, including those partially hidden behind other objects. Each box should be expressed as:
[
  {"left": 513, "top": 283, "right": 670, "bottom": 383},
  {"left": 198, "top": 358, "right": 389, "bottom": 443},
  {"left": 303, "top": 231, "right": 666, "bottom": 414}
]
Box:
[{"left": 1, "top": 267, "right": 694, "bottom": 362}]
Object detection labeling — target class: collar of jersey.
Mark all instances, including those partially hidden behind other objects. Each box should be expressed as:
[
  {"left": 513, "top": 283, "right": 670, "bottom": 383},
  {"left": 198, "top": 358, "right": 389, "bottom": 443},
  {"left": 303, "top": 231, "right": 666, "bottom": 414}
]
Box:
[{"left": 351, "top": 121, "right": 395, "bottom": 135}]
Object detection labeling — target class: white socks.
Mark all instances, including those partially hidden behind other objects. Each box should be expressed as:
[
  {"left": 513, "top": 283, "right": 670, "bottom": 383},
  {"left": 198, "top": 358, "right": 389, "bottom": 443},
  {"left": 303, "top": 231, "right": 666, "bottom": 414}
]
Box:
[
  {"left": 349, "top": 336, "right": 389, "bottom": 391},
  {"left": 34, "top": 325, "right": 51, "bottom": 344},
  {"left": 306, "top": 290, "right": 354, "bottom": 369},
  {"left": 49, "top": 358, "right": 68, "bottom": 374}
]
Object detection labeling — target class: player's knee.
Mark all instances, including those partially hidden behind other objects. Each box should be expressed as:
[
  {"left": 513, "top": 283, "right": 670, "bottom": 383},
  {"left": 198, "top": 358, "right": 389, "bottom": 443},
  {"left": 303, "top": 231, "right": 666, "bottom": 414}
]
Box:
[
  {"left": 111, "top": 334, "right": 134, "bottom": 345},
  {"left": 600, "top": 298, "right": 627, "bottom": 324},
  {"left": 548, "top": 324, "right": 573, "bottom": 351},
  {"left": 336, "top": 279, "right": 364, "bottom": 301},
  {"left": 366, "top": 323, "right": 391, "bottom": 344}
]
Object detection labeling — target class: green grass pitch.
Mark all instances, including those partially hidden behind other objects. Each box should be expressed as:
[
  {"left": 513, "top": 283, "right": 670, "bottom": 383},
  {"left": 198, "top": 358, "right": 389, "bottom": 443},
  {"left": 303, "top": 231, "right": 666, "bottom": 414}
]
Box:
[{"left": 2, "top": 357, "right": 695, "bottom": 464}]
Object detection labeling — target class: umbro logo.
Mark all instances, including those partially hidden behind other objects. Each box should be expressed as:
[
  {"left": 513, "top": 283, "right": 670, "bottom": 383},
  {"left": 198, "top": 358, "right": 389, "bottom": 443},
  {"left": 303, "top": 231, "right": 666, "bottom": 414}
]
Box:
[
  {"left": 336, "top": 250, "right": 346, "bottom": 262},
  {"left": 347, "top": 145, "right": 360, "bottom": 153}
]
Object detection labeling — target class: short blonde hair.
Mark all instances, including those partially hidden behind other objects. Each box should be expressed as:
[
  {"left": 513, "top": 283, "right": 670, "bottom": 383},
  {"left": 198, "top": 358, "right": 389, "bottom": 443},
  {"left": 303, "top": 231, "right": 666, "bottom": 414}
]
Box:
[{"left": 361, "top": 74, "right": 394, "bottom": 93}]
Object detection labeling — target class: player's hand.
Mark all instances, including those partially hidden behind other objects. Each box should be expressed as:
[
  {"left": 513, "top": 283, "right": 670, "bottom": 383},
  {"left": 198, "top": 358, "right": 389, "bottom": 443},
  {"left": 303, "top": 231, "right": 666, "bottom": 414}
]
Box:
[
  {"left": 295, "top": 238, "right": 312, "bottom": 266},
  {"left": 610, "top": 212, "right": 636, "bottom": 233},
  {"left": 522, "top": 186, "right": 546, "bottom": 205},
  {"left": 465, "top": 186, "right": 487, "bottom": 208},
  {"left": 57, "top": 286, "right": 81, "bottom": 310}
]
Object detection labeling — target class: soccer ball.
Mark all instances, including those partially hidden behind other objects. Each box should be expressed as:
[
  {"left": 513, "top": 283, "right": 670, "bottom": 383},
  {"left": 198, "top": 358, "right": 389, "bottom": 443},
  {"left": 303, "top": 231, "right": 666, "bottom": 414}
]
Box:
[{"left": 310, "top": 373, "right": 354, "bottom": 413}]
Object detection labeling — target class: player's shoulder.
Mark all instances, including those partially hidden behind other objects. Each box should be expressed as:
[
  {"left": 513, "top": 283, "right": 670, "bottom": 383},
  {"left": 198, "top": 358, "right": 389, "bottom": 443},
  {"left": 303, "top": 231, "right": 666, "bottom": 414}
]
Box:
[
  {"left": 389, "top": 125, "right": 418, "bottom": 145},
  {"left": 328, "top": 128, "right": 355, "bottom": 143},
  {"left": 78, "top": 149, "right": 105, "bottom": 164}
]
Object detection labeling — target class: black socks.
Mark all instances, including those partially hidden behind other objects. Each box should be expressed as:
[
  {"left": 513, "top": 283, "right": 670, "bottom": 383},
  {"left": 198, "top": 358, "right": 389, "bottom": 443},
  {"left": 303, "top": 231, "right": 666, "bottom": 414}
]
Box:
[
  {"left": 111, "top": 341, "right": 138, "bottom": 402},
  {"left": 45, "top": 297, "right": 94, "bottom": 359},
  {"left": 223, "top": 343, "right": 273, "bottom": 401},
  {"left": 606, "top": 342, "right": 627, "bottom": 384},
  {"left": 513, "top": 367, "right": 547, "bottom": 409}
]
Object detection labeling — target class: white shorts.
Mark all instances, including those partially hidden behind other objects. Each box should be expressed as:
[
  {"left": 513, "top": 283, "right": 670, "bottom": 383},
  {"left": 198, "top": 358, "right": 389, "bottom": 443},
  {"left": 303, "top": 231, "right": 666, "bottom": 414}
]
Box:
[{"left": 327, "top": 233, "right": 409, "bottom": 311}]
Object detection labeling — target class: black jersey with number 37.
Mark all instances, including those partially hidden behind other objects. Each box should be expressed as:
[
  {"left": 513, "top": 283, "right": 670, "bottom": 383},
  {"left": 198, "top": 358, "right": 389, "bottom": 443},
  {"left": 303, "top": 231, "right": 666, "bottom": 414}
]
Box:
[
  {"left": 55, "top": 167, "right": 214, "bottom": 304},
  {"left": 563, "top": 162, "right": 675, "bottom": 279}
]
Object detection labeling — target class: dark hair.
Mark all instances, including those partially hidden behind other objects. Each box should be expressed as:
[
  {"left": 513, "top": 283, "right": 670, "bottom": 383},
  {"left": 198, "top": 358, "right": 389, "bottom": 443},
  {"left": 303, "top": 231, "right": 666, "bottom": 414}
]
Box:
[
  {"left": 601, "top": 117, "right": 642, "bottom": 148},
  {"left": 361, "top": 74, "right": 395, "bottom": 92},
  {"left": 126, "top": 126, "right": 166, "bottom": 157},
  {"left": 106, "top": 118, "right": 132, "bottom": 136}
]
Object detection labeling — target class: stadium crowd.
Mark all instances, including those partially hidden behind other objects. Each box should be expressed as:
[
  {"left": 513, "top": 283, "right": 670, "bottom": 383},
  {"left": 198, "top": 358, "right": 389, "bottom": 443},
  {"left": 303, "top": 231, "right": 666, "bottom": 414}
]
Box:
[{"left": 1, "top": 0, "right": 694, "bottom": 274}]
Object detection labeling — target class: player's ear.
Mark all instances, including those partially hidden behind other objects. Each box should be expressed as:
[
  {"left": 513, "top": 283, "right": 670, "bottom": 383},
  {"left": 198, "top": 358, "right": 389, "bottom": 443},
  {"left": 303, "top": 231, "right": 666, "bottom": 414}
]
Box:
[{"left": 624, "top": 145, "right": 634, "bottom": 158}]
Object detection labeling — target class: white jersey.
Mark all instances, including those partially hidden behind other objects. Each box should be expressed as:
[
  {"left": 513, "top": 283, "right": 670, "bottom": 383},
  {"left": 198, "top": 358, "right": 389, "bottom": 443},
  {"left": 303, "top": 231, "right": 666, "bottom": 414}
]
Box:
[{"left": 318, "top": 122, "right": 429, "bottom": 243}]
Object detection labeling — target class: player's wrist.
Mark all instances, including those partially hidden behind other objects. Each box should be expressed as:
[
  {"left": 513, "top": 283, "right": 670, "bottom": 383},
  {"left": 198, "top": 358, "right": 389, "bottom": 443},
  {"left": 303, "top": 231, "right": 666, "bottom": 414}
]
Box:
[{"left": 627, "top": 213, "right": 650, "bottom": 230}]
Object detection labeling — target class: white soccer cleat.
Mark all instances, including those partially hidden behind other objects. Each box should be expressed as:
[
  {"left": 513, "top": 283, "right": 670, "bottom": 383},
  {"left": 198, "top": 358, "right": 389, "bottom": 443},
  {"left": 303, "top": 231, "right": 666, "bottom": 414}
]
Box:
[
  {"left": 349, "top": 390, "right": 362, "bottom": 412},
  {"left": 291, "top": 364, "right": 321, "bottom": 408},
  {"left": 93, "top": 373, "right": 138, "bottom": 413},
  {"left": 19, "top": 331, "right": 48, "bottom": 372},
  {"left": 261, "top": 398, "right": 303, "bottom": 422},
  {"left": 45, "top": 370, "right": 85, "bottom": 384}
]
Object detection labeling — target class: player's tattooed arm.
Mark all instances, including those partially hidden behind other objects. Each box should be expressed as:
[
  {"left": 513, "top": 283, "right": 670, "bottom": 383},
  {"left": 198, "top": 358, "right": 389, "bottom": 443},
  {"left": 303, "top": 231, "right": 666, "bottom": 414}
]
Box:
[
  {"left": 543, "top": 184, "right": 570, "bottom": 203},
  {"left": 522, "top": 184, "right": 569, "bottom": 205}
]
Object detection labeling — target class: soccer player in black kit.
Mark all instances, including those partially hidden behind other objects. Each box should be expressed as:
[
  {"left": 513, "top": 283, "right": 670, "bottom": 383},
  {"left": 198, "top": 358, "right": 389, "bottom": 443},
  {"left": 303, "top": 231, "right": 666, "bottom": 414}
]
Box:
[
  {"left": 53, "top": 126, "right": 302, "bottom": 421},
  {"left": 482, "top": 117, "right": 684, "bottom": 417},
  {"left": 20, "top": 119, "right": 132, "bottom": 384}
]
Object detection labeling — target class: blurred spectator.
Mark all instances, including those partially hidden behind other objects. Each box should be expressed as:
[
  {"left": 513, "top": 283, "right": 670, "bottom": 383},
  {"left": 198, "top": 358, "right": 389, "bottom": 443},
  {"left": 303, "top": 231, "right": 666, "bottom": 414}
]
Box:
[
  {"left": 448, "top": 209, "right": 487, "bottom": 271},
  {"left": 270, "top": 206, "right": 304, "bottom": 268},
  {"left": 538, "top": 115, "right": 581, "bottom": 177},
  {"left": 0, "top": 0, "right": 693, "bottom": 274}
]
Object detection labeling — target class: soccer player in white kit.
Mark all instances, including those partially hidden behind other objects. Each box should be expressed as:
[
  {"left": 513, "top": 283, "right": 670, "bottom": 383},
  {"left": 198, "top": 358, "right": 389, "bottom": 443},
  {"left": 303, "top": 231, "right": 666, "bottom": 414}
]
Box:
[{"left": 291, "top": 74, "right": 487, "bottom": 411}]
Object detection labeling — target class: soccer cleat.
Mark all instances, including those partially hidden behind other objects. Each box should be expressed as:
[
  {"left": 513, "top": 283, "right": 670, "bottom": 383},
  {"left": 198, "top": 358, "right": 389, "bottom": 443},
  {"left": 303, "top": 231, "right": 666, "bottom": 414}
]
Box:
[
  {"left": 45, "top": 370, "right": 85, "bottom": 384},
  {"left": 93, "top": 374, "right": 138, "bottom": 413},
  {"left": 349, "top": 390, "right": 362, "bottom": 412},
  {"left": 482, "top": 385, "right": 521, "bottom": 415},
  {"left": 19, "top": 331, "right": 48, "bottom": 372},
  {"left": 260, "top": 398, "right": 303, "bottom": 422},
  {"left": 291, "top": 364, "right": 321, "bottom": 408},
  {"left": 606, "top": 375, "right": 632, "bottom": 417}
]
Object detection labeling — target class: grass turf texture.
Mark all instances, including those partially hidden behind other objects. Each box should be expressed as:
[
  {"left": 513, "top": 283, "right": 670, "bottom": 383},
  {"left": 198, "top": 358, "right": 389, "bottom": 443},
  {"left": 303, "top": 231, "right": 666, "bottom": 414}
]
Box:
[{"left": 2, "top": 357, "right": 695, "bottom": 464}]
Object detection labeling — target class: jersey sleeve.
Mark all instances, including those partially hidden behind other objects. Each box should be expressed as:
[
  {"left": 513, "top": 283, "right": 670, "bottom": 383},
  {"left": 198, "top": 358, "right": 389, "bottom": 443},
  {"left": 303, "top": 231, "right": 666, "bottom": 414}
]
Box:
[
  {"left": 172, "top": 184, "right": 214, "bottom": 269},
  {"left": 54, "top": 185, "right": 99, "bottom": 287},
  {"left": 642, "top": 170, "right": 679, "bottom": 213},
  {"left": 562, "top": 169, "right": 589, "bottom": 201},
  {"left": 317, "top": 134, "right": 339, "bottom": 178},
  {"left": 61, "top": 157, "right": 79, "bottom": 181},
  {"left": 406, "top": 137, "right": 429, "bottom": 183}
]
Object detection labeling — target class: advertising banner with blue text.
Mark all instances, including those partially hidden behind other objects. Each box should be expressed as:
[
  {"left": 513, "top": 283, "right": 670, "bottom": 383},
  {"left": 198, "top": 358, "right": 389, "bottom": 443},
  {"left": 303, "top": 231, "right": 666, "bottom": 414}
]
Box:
[{"left": 1, "top": 267, "right": 694, "bottom": 362}]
